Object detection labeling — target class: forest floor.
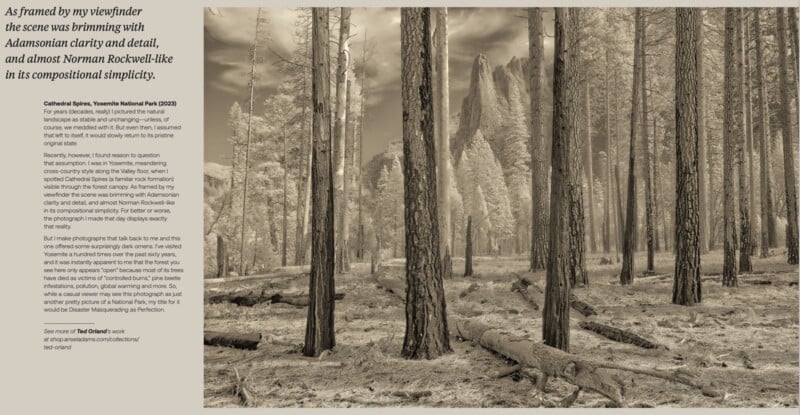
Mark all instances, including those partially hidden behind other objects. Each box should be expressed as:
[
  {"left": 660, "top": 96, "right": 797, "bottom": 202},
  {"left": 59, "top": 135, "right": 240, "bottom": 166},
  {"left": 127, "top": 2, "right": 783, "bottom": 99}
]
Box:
[{"left": 203, "top": 250, "right": 798, "bottom": 408}]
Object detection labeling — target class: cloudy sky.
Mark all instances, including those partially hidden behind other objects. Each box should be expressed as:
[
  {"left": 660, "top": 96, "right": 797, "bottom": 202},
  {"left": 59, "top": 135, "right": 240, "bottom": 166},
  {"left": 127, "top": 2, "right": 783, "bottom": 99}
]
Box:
[{"left": 204, "top": 8, "right": 552, "bottom": 165}]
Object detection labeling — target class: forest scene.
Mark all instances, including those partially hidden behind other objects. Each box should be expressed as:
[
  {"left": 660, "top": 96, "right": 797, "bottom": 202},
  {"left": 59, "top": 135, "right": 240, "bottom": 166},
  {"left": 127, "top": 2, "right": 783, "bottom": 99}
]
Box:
[{"left": 203, "top": 7, "right": 800, "bottom": 408}]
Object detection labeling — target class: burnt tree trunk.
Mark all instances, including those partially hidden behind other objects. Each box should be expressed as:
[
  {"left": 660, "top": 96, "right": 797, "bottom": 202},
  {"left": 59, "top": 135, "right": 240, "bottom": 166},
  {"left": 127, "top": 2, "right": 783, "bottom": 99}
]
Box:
[
  {"left": 304, "top": 8, "right": 336, "bottom": 357},
  {"left": 776, "top": 8, "right": 799, "bottom": 265},
  {"left": 465, "top": 215, "right": 473, "bottom": 277},
  {"left": 543, "top": 8, "right": 574, "bottom": 351},
  {"left": 652, "top": 116, "right": 661, "bottom": 252},
  {"left": 722, "top": 8, "right": 740, "bottom": 287},
  {"left": 737, "top": 15, "right": 753, "bottom": 272},
  {"left": 400, "top": 7, "right": 451, "bottom": 360},
  {"left": 673, "top": 8, "right": 702, "bottom": 306},
  {"left": 620, "top": 9, "right": 643, "bottom": 286},
  {"left": 528, "top": 8, "right": 549, "bottom": 271}
]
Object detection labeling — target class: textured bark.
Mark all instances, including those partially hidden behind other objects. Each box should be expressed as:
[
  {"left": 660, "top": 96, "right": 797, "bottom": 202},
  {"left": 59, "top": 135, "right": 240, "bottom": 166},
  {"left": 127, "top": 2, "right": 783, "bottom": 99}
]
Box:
[
  {"left": 744, "top": 13, "right": 758, "bottom": 255},
  {"left": 434, "top": 8, "right": 452, "bottom": 277},
  {"left": 216, "top": 235, "right": 228, "bottom": 278},
  {"left": 450, "top": 317, "right": 625, "bottom": 405},
  {"left": 570, "top": 294, "right": 597, "bottom": 317},
  {"left": 569, "top": 10, "right": 587, "bottom": 288},
  {"left": 304, "top": 8, "right": 336, "bottom": 357},
  {"left": 464, "top": 215, "right": 473, "bottom": 277},
  {"left": 673, "top": 9, "right": 702, "bottom": 306},
  {"left": 722, "top": 9, "right": 739, "bottom": 288},
  {"left": 620, "top": 9, "right": 642, "bottom": 286},
  {"left": 544, "top": 8, "right": 574, "bottom": 352},
  {"left": 585, "top": 82, "right": 597, "bottom": 254},
  {"left": 737, "top": 15, "right": 753, "bottom": 273},
  {"left": 613, "top": 73, "right": 623, "bottom": 259},
  {"left": 696, "top": 10, "right": 710, "bottom": 254},
  {"left": 776, "top": 8, "right": 800, "bottom": 265},
  {"left": 333, "top": 8, "right": 351, "bottom": 274},
  {"left": 400, "top": 8, "right": 451, "bottom": 360},
  {"left": 603, "top": 52, "right": 612, "bottom": 254},
  {"left": 754, "top": 9, "right": 773, "bottom": 259},
  {"left": 640, "top": 14, "right": 655, "bottom": 273},
  {"left": 528, "top": 8, "right": 549, "bottom": 271},
  {"left": 578, "top": 321, "right": 660, "bottom": 349}
]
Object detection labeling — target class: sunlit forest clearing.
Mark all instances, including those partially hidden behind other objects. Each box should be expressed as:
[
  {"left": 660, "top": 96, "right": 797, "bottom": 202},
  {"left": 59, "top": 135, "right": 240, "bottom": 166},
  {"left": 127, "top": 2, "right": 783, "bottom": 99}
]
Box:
[{"left": 204, "top": 7, "right": 799, "bottom": 408}]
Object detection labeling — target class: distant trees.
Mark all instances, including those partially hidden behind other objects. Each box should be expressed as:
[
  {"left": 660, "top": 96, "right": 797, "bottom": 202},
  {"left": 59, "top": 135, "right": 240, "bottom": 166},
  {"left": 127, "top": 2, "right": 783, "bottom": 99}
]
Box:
[
  {"left": 673, "top": 8, "right": 702, "bottom": 306},
  {"left": 754, "top": 9, "right": 773, "bottom": 259},
  {"left": 400, "top": 7, "right": 451, "bottom": 360},
  {"left": 304, "top": 7, "right": 336, "bottom": 357},
  {"left": 640, "top": 11, "right": 655, "bottom": 274}
]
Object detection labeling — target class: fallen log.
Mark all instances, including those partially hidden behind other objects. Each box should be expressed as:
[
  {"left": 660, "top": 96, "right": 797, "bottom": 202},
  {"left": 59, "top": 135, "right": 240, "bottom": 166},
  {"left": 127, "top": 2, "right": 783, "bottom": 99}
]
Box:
[
  {"left": 208, "top": 290, "right": 344, "bottom": 307},
  {"left": 204, "top": 268, "right": 308, "bottom": 285},
  {"left": 377, "top": 275, "right": 719, "bottom": 404},
  {"left": 578, "top": 321, "right": 660, "bottom": 349},
  {"left": 570, "top": 294, "right": 597, "bottom": 317},
  {"left": 204, "top": 331, "right": 262, "bottom": 350},
  {"left": 450, "top": 316, "right": 625, "bottom": 405},
  {"left": 511, "top": 280, "right": 539, "bottom": 310}
]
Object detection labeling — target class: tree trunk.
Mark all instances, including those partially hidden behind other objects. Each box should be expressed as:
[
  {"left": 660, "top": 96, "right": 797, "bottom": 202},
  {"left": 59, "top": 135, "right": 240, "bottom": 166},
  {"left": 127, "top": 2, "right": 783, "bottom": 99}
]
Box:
[
  {"left": 706, "top": 125, "right": 716, "bottom": 251},
  {"left": 696, "top": 10, "right": 710, "bottom": 254},
  {"left": 585, "top": 81, "right": 597, "bottom": 254},
  {"left": 544, "top": 8, "right": 574, "bottom": 352},
  {"left": 620, "top": 9, "right": 642, "bottom": 286},
  {"left": 652, "top": 115, "right": 661, "bottom": 252},
  {"left": 754, "top": 9, "right": 772, "bottom": 259},
  {"left": 528, "top": 8, "right": 548, "bottom": 271},
  {"left": 722, "top": 8, "right": 740, "bottom": 287},
  {"left": 239, "top": 9, "right": 262, "bottom": 276},
  {"left": 340, "top": 78, "right": 353, "bottom": 272},
  {"left": 282, "top": 131, "right": 289, "bottom": 267},
  {"left": 569, "top": 9, "right": 587, "bottom": 288},
  {"left": 603, "top": 51, "right": 612, "bottom": 254},
  {"left": 673, "top": 8, "right": 702, "bottom": 306},
  {"left": 744, "top": 13, "right": 758, "bottom": 255},
  {"left": 615, "top": 165, "right": 625, "bottom": 260},
  {"left": 333, "top": 8, "right": 351, "bottom": 274},
  {"left": 737, "top": 14, "right": 753, "bottom": 272},
  {"left": 400, "top": 8, "right": 451, "bottom": 360},
  {"left": 216, "top": 234, "right": 228, "bottom": 278},
  {"left": 295, "top": 25, "right": 311, "bottom": 266},
  {"left": 465, "top": 216, "right": 473, "bottom": 277},
  {"left": 640, "top": 14, "right": 655, "bottom": 273},
  {"left": 776, "top": 8, "right": 799, "bottom": 265},
  {"left": 304, "top": 8, "right": 336, "bottom": 357},
  {"left": 434, "top": 8, "right": 453, "bottom": 278},
  {"left": 356, "top": 30, "right": 368, "bottom": 261}
]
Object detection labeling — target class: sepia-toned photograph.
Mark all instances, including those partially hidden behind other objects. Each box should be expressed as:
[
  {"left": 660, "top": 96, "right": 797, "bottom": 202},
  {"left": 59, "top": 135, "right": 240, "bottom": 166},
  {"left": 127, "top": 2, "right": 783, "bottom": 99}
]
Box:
[{"left": 203, "top": 7, "right": 799, "bottom": 408}]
